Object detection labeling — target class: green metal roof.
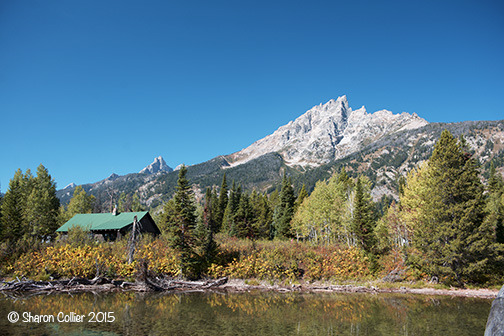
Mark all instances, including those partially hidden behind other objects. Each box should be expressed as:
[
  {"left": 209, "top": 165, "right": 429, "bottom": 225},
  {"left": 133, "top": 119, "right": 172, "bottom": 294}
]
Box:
[{"left": 56, "top": 211, "right": 149, "bottom": 232}]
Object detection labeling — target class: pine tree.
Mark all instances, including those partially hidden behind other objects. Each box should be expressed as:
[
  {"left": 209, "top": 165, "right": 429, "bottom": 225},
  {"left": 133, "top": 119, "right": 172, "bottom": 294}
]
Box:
[
  {"left": 168, "top": 165, "right": 198, "bottom": 279},
  {"left": 485, "top": 161, "right": 504, "bottom": 244},
  {"left": 233, "top": 193, "right": 255, "bottom": 238},
  {"left": 274, "top": 175, "right": 295, "bottom": 239},
  {"left": 351, "top": 176, "right": 376, "bottom": 253},
  {"left": 409, "top": 130, "right": 499, "bottom": 285},
  {"left": 248, "top": 191, "right": 271, "bottom": 239},
  {"left": 222, "top": 181, "right": 241, "bottom": 235},
  {"left": 216, "top": 173, "right": 228, "bottom": 231},
  {"left": 159, "top": 198, "right": 176, "bottom": 235},
  {"left": 0, "top": 169, "right": 31, "bottom": 243},
  {"left": 337, "top": 166, "right": 350, "bottom": 184},
  {"left": 23, "top": 165, "right": 60, "bottom": 241},
  {"left": 201, "top": 187, "right": 218, "bottom": 268}
]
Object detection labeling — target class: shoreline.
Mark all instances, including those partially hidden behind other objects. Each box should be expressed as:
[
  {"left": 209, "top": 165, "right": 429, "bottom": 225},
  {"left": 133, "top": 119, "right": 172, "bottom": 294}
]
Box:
[
  {"left": 220, "top": 279, "right": 499, "bottom": 299},
  {"left": 1, "top": 277, "right": 499, "bottom": 299}
]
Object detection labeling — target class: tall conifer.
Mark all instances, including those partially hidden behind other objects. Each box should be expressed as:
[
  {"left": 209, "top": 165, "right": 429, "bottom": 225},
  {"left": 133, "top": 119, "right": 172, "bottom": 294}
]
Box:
[
  {"left": 351, "top": 176, "right": 376, "bottom": 253},
  {"left": 23, "top": 164, "right": 60, "bottom": 241},
  {"left": 0, "top": 169, "right": 26, "bottom": 242},
  {"left": 274, "top": 175, "right": 295, "bottom": 239},
  {"left": 169, "top": 165, "right": 198, "bottom": 279},
  {"left": 216, "top": 173, "right": 228, "bottom": 232},
  {"left": 485, "top": 161, "right": 504, "bottom": 244},
  {"left": 410, "top": 130, "right": 498, "bottom": 285}
]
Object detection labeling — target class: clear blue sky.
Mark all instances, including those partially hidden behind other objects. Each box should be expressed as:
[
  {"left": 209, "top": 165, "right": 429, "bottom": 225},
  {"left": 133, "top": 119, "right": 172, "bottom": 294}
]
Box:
[{"left": 1, "top": 0, "right": 503, "bottom": 190}]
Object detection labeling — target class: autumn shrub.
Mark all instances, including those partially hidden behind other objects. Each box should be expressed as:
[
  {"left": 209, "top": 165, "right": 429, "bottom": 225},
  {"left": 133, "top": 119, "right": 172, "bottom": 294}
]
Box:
[
  {"left": 208, "top": 237, "right": 371, "bottom": 282},
  {"left": 7, "top": 235, "right": 181, "bottom": 279},
  {"left": 8, "top": 234, "right": 372, "bottom": 283}
]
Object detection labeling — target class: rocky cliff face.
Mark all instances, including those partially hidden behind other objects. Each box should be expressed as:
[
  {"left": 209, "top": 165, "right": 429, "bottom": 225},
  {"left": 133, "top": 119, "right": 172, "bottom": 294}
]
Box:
[
  {"left": 226, "top": 95, "right": 428, "bottom": 168},
  {"left": 139, "top": 156, "right": 173, "bottom": 174}
]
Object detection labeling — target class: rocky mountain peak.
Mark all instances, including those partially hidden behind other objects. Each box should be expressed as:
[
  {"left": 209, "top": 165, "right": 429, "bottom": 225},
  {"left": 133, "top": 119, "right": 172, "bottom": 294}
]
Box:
[
  {"left": 139, "top": 156, "right": 173, "bottom": 174},
  {"left": 63, "top": 182, "right": 76, "bottom": 190},
  {"left": 226, "top": 95, "right": 428, "bottom": 168}
]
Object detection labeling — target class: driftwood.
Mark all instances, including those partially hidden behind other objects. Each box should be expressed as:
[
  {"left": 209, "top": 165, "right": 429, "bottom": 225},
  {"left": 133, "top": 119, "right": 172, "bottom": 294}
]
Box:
[{"left": 0, "top": 276, "right": 228, "bottom": 293}]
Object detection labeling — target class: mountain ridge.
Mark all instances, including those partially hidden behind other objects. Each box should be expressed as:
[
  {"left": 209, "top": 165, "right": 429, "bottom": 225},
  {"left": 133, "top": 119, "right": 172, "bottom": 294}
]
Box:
[
  {"left": 55, "top": 97, "right": 504, "bottom": 209},
  {"left": 225, "top": 95, "right": 428, "bottom": 168}
]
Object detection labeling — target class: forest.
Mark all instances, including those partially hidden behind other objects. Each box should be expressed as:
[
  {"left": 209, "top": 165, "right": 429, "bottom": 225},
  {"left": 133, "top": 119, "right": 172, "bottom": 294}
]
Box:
[{"left": 1, "top": 130, "right": 503, "bottom": 287}]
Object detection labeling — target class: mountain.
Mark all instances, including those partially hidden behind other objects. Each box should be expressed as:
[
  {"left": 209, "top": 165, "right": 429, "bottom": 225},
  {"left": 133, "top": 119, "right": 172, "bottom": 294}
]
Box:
[
  {"left": 139, "top": 156, "right": 173, "bottom": 174},
  {"left": 226, "top": 95, "right": 428, "bottom": 168},
  {"left": 296, "top": 120, "right": 504, "bottom": 201},
  {"left": 63, "top": 182, "right": 76, "bottom": 190},
  {"left": 56, "top": 96, "right": 504, "bottom": 209}
]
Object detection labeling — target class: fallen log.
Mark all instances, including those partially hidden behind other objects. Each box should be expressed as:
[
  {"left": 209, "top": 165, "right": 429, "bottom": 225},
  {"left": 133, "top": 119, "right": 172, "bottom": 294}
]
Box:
[
  {"left": 170, "top": 277, "right": 228, "bottom": 289},
  {"left": 0, "top": 276, "right": 228, "bottom": 293}
]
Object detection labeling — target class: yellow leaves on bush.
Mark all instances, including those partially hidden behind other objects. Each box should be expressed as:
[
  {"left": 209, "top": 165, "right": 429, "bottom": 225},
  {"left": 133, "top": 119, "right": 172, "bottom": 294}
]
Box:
[
  {"left": 9, "top": 236, "right": 371, "bottom": 283},
  {"left": 207, "top": 241, "right": 370, "bottom": 282},
  {"left": 10, "top": 240, "right": 180, "bottom": 279}
]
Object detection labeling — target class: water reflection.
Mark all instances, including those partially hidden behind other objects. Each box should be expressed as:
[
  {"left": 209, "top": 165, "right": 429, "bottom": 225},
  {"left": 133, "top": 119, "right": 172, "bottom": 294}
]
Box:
[{"left": 0, "top": 290, "right": 492, "bottom": 335}]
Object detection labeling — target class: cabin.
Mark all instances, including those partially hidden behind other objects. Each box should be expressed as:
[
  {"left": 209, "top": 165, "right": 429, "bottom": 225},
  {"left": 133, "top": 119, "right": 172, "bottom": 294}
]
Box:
[{"left": 56, "top": 210, "right": 161, "bottom": 241}]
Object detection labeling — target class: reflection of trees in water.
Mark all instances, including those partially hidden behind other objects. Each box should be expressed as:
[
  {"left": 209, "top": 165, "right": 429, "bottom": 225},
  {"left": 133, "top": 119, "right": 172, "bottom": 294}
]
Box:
[{"left": 1, "top": 292, "right": 491, "bottom": 335}]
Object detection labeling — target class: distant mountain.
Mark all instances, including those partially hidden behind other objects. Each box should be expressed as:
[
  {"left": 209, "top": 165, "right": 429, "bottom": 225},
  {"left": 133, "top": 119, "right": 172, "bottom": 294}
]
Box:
[
  {"left": 139, "top": 156, "right": 173, "bottom": 174},
  {"left": 226, "top": 96, "right": 428, "bottom": 168},
  {"left": 56, "top": 96, "right": 504, "bottom": 210},
  {"left": 63, "top": 182, "right": 76, "bottom": 190}
]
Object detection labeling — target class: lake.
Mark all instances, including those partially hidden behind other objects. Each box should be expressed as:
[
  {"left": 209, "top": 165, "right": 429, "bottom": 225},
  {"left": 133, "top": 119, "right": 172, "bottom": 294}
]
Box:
[{"left": 0, "top": 290, "right": 492, "bottom": 335}]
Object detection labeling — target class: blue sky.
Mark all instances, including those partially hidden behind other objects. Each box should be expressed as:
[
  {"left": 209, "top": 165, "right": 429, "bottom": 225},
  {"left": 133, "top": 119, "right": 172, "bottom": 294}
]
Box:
[{"left": 1, "top": 0, "right": 503, "bottom": 190}]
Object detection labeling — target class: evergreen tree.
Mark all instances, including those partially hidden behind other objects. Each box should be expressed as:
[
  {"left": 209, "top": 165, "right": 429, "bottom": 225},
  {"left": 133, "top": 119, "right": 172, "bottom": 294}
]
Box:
[
  {"left": 274, "top": 175, "right": 295, "bottom": 239},
  {"left": 201, "top": 187, "right": 218, "bottom": 269},
  {"left": 488, "top": 162, "right": 504, "bottom": 194},
  {"left": 222, "top": 181, "right": 241, "bottom": 235},
  {"left": 216, "top": 173, "right": 228, "bottom": 231},
  {"left": 23, "top": 164, "right": 60, "bottom": 241},
  {"left": 251, "top": 192, "right": 272, "bottom": 239},
  {"left": 233, "top": 192, "right": 255, "bottom": 238},
  {"left": 485, "top": 161, "right": 504, "bottom": 244},
  {"left": 337, "top": 166, "right": 350, "bottom": 184},
  {"left": 159, "top": 198, "right": 176, "bottom": 235},
  {"left": 408, "top": 130, "right": 499, "bottom": 285},
  {"left": 167, "top": 165, "right": 198, "bottom": 279},
  {"left": 1, "top": 169, "right": 30, "bottom": 243},
  {"left": 351, "top": 176, "right": 376, "bottom": 253}
]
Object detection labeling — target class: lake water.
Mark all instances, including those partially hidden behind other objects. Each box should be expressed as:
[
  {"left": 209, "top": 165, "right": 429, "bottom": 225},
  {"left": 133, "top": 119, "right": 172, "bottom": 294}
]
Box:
[{"left": 0, "top": 290, "right": 492, "bottom": 335}]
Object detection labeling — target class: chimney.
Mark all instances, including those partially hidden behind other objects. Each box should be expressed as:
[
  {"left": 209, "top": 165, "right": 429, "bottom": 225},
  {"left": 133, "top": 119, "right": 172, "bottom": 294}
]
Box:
[{"left": 112, "top": 206, "right": 118, "bottom": 216}]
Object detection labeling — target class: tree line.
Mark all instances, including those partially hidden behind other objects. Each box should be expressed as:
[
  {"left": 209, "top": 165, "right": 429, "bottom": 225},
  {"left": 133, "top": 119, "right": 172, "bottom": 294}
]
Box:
[
  {"left": 0, "top": 165, "right": 60, "bottom": 254},
  {"left": 1, "top": 129, "right": 503, "bottom": 285},
  {"left": 156, "top": 130, "right": 504, "bottom": 284}
]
